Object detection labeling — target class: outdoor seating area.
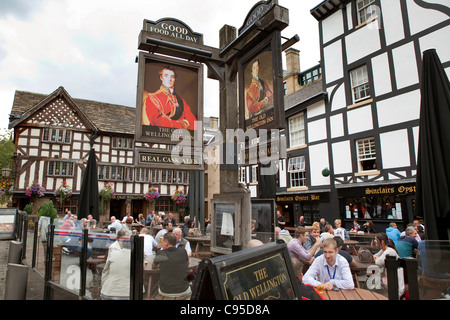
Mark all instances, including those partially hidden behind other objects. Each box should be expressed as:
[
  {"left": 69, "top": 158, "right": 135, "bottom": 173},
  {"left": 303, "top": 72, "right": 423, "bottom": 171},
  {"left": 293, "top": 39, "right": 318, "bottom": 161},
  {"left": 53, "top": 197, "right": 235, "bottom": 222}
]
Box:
[{"left": 3, "top": 210, "right": 450, "bottom": 301}]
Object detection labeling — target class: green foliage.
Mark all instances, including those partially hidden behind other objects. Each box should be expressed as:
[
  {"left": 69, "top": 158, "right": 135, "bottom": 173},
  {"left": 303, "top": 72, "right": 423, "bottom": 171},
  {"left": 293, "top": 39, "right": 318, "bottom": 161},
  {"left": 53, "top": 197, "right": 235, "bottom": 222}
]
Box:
[
  {"left": 23, "top": 204, "right": 33, "bottom": 215},
  {"left": 37, "top": 200, "right": 58, "bottom": 223},
  {"left": 0, "top": 130, "right": 14, "bottom": 179}
]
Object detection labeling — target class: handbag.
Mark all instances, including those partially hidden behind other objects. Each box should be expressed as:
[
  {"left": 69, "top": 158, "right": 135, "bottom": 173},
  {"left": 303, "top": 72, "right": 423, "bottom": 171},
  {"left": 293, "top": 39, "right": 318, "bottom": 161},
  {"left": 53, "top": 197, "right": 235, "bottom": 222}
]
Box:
[{"left": 358, "top": 247, "right": 373, "bottom": 264}]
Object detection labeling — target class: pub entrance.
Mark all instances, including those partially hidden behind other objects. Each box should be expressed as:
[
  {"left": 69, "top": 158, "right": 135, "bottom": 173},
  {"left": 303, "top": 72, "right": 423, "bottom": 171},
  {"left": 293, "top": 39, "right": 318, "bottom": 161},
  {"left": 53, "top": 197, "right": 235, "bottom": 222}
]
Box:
[{"left": 276, "top": 191, "right": 330, "bottom": 227}]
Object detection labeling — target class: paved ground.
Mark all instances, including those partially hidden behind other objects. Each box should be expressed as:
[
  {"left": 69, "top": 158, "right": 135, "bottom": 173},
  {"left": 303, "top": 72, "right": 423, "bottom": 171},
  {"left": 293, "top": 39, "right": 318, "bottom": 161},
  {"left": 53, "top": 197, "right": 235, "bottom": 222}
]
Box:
[{"left": 0, "top": 239, "right": 44, "bottom": 300}]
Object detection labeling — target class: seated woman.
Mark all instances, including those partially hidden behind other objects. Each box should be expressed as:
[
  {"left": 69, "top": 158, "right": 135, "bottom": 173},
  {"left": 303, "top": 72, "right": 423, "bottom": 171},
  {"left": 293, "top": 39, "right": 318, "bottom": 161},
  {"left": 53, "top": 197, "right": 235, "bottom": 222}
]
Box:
[{"left": 374, "top": 233, "right": 405, "bottom": 298}]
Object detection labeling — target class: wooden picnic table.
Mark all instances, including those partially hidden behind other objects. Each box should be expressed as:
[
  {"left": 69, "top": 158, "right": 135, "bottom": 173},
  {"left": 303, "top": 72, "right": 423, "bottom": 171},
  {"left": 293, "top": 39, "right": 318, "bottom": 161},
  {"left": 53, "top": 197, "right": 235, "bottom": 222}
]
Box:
[
  {"left": 185, "top": 235, "right": 211, "bottom": 256},
  {"left": 344, "top": 240, "right": 360, "bottom": 255},
  {"left": 322, "top": 287, "right": 387, "bottom": 300}
]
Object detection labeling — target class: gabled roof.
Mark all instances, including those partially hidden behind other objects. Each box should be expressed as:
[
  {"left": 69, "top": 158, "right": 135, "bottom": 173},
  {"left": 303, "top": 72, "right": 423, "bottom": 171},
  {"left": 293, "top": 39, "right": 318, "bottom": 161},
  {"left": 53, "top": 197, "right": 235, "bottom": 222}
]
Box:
[{"left": 9, "top": 87, "right": 136, "bottom": 135}]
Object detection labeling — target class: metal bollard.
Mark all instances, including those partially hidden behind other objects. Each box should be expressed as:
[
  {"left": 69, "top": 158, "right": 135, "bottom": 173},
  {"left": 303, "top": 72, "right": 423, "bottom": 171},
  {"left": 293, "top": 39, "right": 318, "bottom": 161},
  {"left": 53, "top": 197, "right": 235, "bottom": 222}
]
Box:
[
  {"left": 7, "top": 241, "right": 23, "bottom": 265},
  {"left": 4, "top": 263, "right": 29, "bottom": 300}
]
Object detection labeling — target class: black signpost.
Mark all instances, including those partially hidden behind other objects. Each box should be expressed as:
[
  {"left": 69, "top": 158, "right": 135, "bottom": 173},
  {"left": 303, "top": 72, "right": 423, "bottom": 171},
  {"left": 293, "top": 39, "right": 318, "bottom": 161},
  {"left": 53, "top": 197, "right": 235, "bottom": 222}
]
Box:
[{"left": 191, "top": 242, "right": 302, "bottom": 300}]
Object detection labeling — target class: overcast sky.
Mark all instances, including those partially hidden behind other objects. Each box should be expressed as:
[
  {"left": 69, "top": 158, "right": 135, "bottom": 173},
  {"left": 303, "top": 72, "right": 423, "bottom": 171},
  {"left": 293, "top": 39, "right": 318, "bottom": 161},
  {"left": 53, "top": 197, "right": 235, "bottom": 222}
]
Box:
[{"left": 0, "top": 0, "right": 324, "bottom": 134}]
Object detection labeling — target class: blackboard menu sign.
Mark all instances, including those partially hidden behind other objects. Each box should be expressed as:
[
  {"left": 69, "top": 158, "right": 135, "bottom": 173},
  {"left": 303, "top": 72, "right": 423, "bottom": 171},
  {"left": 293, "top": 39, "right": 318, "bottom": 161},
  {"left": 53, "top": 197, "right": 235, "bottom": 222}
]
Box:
[{"left": 191, "top": 242, "right": 301, "bottom": 300}]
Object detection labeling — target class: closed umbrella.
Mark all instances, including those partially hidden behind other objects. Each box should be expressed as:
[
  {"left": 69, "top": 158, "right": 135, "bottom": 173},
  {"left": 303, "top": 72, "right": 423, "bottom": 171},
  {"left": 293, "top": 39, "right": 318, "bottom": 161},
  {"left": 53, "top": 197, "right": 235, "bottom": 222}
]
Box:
[
  {"left": 415, "top": 49, "right": 450, "bottom": 240},
  {"left": 78, "top": 148, "right": 100, "bottom": 220}
]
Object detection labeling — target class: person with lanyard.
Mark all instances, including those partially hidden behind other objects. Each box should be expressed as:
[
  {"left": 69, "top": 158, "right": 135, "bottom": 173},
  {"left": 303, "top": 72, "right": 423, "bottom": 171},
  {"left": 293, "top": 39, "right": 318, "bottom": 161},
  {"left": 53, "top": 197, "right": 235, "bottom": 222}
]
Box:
[{"left": 302, "top": 238, "right": 354, "bottom": 291}]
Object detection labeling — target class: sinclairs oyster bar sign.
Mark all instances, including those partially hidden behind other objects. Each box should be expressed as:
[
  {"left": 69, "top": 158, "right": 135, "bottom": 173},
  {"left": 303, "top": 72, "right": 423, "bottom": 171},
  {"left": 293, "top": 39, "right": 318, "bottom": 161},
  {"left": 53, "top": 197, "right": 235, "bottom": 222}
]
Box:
[{"left": 144, "top": 18, "right": 203, "bottom": 44}]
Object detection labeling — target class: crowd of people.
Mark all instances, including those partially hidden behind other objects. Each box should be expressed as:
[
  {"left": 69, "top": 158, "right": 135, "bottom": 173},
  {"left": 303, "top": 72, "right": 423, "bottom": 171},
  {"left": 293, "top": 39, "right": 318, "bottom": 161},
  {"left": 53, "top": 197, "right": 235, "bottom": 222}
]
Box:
[
  {"left": 50, "top": 208, "right": 429, "bottom": 300},
  {"left": 273, "top": 210, "right": 427, "bottom": 299}
]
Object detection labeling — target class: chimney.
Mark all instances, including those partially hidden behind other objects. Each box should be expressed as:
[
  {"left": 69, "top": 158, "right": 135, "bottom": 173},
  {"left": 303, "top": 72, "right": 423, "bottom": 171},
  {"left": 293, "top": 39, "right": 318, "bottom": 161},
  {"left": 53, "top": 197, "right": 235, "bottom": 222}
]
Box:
[
  {"left": 209, "top": 116, "right": 219, "bottom": 130},
  {"left": 285, "top": 48, "right": 300, "bottom": 75}
]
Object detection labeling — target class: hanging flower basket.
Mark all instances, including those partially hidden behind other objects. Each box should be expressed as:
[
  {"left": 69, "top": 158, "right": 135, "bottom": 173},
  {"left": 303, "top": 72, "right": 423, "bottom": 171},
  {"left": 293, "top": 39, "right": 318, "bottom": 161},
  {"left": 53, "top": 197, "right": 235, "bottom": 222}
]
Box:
[
  {"left": 100, "top": 182, "right": 115, "bottom": 201},
  {"left": 54, "top": 181, "right": 72, "bottom": 203},
  {"left": 0, "top": 179, "right": 13, "bottom": 204},
  {"left": 25, "top": 181, "right": 45, "bottom": 198},
  {"left": 99, "top": 182, "right": 114, "bottom": 214},
  {"left": 145, "top": 186, "right": 160, "bottom": 203},
  {"left": 0, "top": 179, "right": 13, "bottom": 196},
  {"left": 171, "top": 189, "right": 186, "bottom": 206}
]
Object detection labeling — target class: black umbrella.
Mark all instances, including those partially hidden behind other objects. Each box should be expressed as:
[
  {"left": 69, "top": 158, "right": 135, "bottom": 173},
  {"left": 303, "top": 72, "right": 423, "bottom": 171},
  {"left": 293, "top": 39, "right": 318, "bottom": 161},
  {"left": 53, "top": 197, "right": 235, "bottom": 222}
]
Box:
[
  {"left": 415, "top": 49, "right": 450, "bottom": 240},
  {"left": 78, "top": 147, "right": 100, "bottom": 220}
]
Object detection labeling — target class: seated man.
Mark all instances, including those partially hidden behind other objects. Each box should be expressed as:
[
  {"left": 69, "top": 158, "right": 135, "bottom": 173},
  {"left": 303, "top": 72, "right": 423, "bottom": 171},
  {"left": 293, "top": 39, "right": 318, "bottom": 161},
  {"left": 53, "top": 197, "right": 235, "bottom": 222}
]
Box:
[
  {"left": 275, "top": 227, "right": 293, "bottom": 244},
  {"left": 155, "top": 221, "right": 173, "bottom": 244},
  {"left": 314, "top": 236, "right": 357, "bottom": 268},
  {"left": 107, "top": 216, "right": 122, "bottom": 233},
  {"left": 302, "top": 238, "right": 355, "bottom": 291},
  {"left": 152, "top": 232, "right": 191, "bottom": 299},
  {"left": 139, "top": 227, "right": 157, "bottom": 256},
  {"left": 287, "top": 226, "right": 322, "bottom": 265},
  {"left": 397, "top": 226, "right": 419, "bottom": 258},
  {"left": 172, "top": 227, "right": 192, "bottom": 257}
]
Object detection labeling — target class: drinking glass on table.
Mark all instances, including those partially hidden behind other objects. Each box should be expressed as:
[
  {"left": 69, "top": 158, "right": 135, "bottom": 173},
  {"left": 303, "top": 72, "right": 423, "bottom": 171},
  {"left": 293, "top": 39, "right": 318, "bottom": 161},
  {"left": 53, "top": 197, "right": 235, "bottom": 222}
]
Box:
[{"left": 316, "top": 274, "right": 325, "bottom": 294}]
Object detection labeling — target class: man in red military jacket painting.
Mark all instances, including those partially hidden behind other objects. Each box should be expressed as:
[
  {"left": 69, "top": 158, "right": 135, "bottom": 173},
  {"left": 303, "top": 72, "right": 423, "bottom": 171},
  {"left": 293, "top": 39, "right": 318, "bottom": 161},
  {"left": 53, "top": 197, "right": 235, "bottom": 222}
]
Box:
[
  {"left": 143, "top": 65, "right": 197, "bottom": 130},
  {"left": 245, "top": 59, "right": 274, "bottom": 119}
]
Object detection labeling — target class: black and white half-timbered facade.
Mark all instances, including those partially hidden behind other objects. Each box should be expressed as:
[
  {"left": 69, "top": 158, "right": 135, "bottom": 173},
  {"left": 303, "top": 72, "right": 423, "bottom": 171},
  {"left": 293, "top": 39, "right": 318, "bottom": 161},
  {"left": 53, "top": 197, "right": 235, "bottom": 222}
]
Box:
[
  {"left": 240, "top": 0, "right": 449, "bottom": 230},
  {"left": 8, "top": 86, "right": 190, "bottom": 221},
  {"left": 305, "top": 0, "right": 449, "bottom": 229}
]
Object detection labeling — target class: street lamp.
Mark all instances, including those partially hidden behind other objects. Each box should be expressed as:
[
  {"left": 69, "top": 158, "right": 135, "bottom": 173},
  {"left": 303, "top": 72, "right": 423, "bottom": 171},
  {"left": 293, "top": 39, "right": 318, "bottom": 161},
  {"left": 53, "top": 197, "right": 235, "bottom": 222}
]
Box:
[{"left": 1, "top": 167, "right": 12, "bottom": 178}]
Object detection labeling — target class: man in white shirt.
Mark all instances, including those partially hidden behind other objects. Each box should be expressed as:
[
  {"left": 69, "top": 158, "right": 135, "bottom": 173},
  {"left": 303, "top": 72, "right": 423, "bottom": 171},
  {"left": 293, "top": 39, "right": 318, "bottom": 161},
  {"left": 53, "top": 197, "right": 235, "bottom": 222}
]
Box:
[
  {"left": 155, "top": 221, "right": 173, "bottom": 244},
  {"left": 108, "top": 216, "right": 122, "bottom": 233},
  {"left": 302, "top": 238, "right": 354, "bottom": 291},
  {"left": 139, "top": 227, "right": 157, "bottom": 256}
]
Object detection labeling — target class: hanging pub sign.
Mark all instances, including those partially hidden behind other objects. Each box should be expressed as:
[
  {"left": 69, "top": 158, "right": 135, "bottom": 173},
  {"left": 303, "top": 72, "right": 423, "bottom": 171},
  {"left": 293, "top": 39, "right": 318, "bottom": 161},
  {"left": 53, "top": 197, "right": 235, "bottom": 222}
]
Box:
[
  {"left": 238, "top": 0, "right": 277, "bottom": 35},
  {"left": 143, "top": 18, "right": 203, "bottom": 45},
  {"left": 191, "top": 242, "right": 302, "bottom": 300},
  {"left": 238, "top": 30, "right": 284, "bottom": 132},
  {"left": 135, "top": 52, "right": 203, "bottom": 146}
]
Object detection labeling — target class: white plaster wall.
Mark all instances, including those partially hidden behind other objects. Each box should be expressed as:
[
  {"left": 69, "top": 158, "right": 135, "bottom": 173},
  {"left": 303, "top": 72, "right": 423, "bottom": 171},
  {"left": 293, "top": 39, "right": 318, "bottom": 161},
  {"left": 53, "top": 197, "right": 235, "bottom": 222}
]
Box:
[
  {"left": 330, "top": 113, "right": 344, "bottom": 138},
  {"left": 307, "top": 100, "right": 326, "bottom": 118},
  {"left": 308, "top": 118, "right": 327, "bottom": 143},
  {"left": 406, "top": 0, "right": 449, "bottom": 35},
  {"left": 347, "top": 105, "right": 373, "bottom": 134},
  {"left": 419, "top": 25, "right": 450, "bottom": 63},
  {"left": 372, "top": 52, "right": 392, "bottom": 96},
  {"left": 332, "top": 140, "right": 353, "bottom": 174},
  {"left": 380, "top": 129, "right": 411, "bottom": 168},
  {"left": 345, "top": 21, "right": 381, "bottom": 64},
  {"left": 279, "top": 159, "right": 286, "bottom": 188},
  {"left": 309, "top": 143, "right": 330, "bottom": 186},
  {"left": 413, "top": 126, "right": 420, "bottom": 164},
  {"left": 346, "top": 2, "right": 353, "bottom": 30},
  {"left": 380, "top": 0, "right": 405, "bottom": 46},
  {"left": 376, "top": 90, "right": 421, "bottom": 127},
  {"left": 322, "top": 9, "right": 344, "bottom": 44},
  {"left": 329, "top": 83, "right": 347, "bottom": 111},
  {"left": 324, "top": 40, "right": 343, "bottom": 83},
  {"left": 392, "top": 41, "right": 419, "bottom": 90}
]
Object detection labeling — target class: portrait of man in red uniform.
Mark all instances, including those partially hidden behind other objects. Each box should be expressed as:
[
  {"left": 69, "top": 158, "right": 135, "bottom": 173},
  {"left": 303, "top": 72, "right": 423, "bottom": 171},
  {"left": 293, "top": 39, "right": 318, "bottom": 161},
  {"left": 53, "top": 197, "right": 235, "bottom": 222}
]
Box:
[
  {"left": 245, "top": 59, "right": 274, "bottom": 119},
  {"left": 142, "top": 65, "right": 197, "bottom": 130}
]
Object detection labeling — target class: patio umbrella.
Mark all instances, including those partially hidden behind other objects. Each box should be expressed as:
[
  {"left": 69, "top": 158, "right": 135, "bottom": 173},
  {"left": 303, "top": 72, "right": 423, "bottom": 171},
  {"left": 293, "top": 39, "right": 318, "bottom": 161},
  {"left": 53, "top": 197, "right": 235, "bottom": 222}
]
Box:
[
  {"left": 415, "top": 49, "right": 450, "bottom": 240},
  {"left": 78, "top": 147, "right": 100, "bottom": 220}
]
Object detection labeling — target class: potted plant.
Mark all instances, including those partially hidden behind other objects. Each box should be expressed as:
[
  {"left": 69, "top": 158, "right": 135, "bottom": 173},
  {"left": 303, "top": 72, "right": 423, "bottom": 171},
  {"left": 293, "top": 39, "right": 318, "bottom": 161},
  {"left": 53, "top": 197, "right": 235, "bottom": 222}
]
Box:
[{"left": 37, "top": 200, "right": 58, "bottom": 224}]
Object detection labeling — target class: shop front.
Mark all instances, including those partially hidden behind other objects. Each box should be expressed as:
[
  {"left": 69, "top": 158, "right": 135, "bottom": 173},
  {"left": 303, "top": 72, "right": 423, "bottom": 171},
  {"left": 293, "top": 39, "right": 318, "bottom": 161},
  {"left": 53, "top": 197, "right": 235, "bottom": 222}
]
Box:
[
  {"left": 276, "top": 190, "right": 330, "bottom": 228},
  {"left": 337, "top": 181, "right": 416, "bottom": 232}
]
